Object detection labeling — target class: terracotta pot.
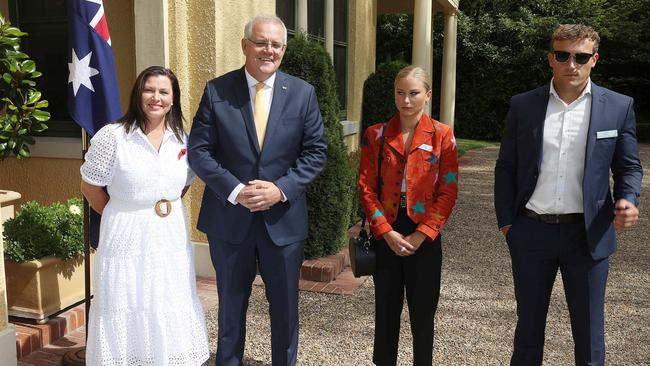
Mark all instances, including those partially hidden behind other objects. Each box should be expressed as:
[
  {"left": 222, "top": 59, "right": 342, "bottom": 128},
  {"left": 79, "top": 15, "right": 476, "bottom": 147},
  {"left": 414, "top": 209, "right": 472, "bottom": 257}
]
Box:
[{"left": 4, "top": 255, "right": 93, "bottom": 322}]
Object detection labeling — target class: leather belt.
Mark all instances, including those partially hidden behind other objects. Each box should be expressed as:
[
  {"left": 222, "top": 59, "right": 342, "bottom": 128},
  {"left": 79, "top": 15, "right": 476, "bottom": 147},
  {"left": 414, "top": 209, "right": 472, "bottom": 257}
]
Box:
[{"left": 522, "top": 208, "right": 583, "bottom": 224}]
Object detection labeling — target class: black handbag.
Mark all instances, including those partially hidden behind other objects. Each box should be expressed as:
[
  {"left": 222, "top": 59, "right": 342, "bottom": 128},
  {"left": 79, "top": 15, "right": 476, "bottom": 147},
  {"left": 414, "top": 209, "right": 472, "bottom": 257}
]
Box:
[{"left": 349, "top": 123, "right": 386, "bottom": 278}]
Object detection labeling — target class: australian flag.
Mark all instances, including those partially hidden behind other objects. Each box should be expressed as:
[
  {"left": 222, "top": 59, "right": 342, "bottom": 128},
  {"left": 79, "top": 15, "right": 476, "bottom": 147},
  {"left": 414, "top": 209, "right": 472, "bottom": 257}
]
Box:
[
  {"left": 67, "top": 0, "right": 121, "bottom": 136},
  {"left": 67, "top": 0, "right": 121, "bottom": 248}
]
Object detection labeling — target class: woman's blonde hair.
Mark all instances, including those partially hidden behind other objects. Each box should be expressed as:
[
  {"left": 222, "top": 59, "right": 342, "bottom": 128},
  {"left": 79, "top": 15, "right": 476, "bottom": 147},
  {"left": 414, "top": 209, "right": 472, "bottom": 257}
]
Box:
[{"left": 394, "top": 65, "right": 432, "bottom": 92}]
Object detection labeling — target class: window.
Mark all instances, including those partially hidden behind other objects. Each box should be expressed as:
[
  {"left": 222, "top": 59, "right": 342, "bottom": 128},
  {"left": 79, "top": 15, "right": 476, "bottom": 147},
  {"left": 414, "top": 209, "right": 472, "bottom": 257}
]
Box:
[
  {"left": 9, "top": 0, "right": 80, "bottom": 138},
  {"left": 307, "top": 0, "right": 325, "bottom": 38},
  {"left": 334, "top": 0, "right": 347, "bottom": 113},
  {"left": 276, "top": 0, "right": 348, "bottom": 113},
  {"left": 276, "top": 0, "right": 296, "bottom": 35}
]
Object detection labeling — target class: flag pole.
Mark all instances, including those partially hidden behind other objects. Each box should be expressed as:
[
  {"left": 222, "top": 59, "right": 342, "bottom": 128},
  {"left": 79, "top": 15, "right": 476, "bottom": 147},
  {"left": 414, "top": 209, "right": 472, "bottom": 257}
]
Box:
[{"left": 61, "top": 129, "right": 91, "bottom": 365}]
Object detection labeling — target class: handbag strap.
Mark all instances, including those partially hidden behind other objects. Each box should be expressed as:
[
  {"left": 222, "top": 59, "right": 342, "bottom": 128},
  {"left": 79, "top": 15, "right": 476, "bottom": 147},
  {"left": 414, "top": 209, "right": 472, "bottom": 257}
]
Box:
[{"left": 360, "top": 122, "right": 387, "bottom": 229}]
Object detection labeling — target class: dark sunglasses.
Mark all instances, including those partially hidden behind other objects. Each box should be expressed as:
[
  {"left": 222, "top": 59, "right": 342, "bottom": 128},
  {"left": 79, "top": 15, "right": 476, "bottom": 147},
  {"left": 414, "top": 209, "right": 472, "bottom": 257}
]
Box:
[{"left": 553, "top": 51, "right": 593, "bottom": 65}]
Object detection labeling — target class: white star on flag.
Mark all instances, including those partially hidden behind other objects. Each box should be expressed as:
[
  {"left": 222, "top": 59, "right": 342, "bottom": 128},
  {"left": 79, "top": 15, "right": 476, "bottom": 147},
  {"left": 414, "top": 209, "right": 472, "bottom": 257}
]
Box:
[{"left": 68, "top": 49, "right": 99, "bottom": 96}]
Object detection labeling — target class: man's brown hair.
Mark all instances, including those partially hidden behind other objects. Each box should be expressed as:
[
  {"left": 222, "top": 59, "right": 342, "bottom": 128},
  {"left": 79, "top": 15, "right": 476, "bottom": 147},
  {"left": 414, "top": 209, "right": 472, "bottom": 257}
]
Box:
[{"left": 551, "top": 24, "right": 600, "bottom": 53}]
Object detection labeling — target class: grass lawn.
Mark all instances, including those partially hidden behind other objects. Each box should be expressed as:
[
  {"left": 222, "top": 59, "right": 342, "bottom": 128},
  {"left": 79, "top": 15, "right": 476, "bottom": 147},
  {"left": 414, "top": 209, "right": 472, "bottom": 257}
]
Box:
[{"left": 457, "top": 138, "right": 498, "bottom": 157}]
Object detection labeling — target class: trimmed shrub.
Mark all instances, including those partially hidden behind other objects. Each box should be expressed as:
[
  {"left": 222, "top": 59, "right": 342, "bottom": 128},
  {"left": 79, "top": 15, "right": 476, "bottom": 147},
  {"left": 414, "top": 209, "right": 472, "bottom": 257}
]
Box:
[
  {"left": 360, "top": 60, "right": 408, "bottom": 132},
  {"left": 3, "top": 198, "right": 84, "bottom": 262},
  {"left": 347, "top": 149, "right": 362, "bottom": 227},
  {"left": 281, "top": 33, "right": 355, "bottom": 259}
]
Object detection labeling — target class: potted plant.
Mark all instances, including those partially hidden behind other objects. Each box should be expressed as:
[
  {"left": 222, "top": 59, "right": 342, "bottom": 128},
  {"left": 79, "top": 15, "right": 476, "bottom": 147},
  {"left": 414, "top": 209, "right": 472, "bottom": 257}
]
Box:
[{"left": 2, "top": 198, "right": 91, "bottom": 322}]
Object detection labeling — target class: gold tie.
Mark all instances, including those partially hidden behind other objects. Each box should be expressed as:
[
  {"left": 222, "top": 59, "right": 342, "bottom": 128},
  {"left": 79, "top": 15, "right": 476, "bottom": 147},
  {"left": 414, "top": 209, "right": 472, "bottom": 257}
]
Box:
[{"left": 253, "top": 82, "right": 268, "bottom": 148}]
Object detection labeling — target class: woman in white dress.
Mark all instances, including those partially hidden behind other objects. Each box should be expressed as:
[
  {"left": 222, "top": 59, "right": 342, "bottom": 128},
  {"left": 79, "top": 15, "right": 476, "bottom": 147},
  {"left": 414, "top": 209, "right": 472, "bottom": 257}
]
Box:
[{"left": 80, "top": 66, "right": 209, "bottom": 365}]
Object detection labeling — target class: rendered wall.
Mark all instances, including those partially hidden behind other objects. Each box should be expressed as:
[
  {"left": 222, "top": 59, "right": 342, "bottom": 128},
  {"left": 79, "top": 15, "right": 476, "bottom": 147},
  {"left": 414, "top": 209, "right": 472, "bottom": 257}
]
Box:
[{"left": 168, "top": 0, "right": 275, "bottom": 243}]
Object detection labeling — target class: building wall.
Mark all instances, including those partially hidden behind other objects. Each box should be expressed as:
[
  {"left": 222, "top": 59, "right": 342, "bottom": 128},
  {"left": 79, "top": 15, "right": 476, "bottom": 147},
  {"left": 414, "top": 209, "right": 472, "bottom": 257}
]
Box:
[
  {"left": 0, "top": 0, "right": 136, "bottom": 209},
  {"left": 0, "top": 0, "right": 376, "bottom": 246}
]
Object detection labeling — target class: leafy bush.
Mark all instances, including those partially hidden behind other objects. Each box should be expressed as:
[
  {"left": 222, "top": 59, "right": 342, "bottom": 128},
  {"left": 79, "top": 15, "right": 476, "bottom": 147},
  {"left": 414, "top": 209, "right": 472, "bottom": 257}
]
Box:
[
  {"left": 360, "top": 60, "right": 408, "bottom": 133},
  {"left": 3, "top": 198, "right": 84, "bottom": 262},
  {"left": 0, "top": 13, "right": 50, "bottom": 160},
  {"left": 347, "top": 149, "right": 362, "bottom": 227},
  {"left": 281, "top": 33, "right": 355, "bottom": 259}
]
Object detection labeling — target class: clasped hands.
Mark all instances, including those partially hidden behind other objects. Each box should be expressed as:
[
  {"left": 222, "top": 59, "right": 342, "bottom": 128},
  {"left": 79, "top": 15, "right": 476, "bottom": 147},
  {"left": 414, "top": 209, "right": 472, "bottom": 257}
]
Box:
[
  {"left": 236, "top": 180, "right": 283, "bottom": 212},
  {"left": 382, "top": 230, "right": 427, "bottom": 257}
]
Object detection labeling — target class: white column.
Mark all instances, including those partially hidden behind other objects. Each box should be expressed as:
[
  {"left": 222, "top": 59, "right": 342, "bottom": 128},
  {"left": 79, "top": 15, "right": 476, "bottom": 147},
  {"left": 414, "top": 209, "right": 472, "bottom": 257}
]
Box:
[
  {"left": 297, "top": 0, "right": 308, "bottom": 34},
  {"left": 440, "top": 12, "right": 458, "bottom": 129},
  {"left": 134, "top": 0, "right": 169, "bottom": 72},
  {"left": 412, "top": 0, "right": 433, "bottom": 115},
  {"left": 325, "top": 0, "right": 334, "bottom": 59}
]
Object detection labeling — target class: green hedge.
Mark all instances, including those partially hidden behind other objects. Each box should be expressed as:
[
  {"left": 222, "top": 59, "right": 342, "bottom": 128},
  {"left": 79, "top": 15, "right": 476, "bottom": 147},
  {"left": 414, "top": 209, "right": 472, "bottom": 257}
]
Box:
[
  {"left": 281, "top": 33, "right": 355, "bottom": 259},
  {"left": 360, "top": 60, "right": 408, "bottom": 133},
  {"left": 347, "top": 148, "right": 362, "bottom": 227}
]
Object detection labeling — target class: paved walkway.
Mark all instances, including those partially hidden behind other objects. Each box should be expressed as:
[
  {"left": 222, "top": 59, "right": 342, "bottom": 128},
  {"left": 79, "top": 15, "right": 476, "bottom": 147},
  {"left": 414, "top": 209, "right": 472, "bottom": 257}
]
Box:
[{"left": 16, "top": 144, "right": 650, "bottom": 365}]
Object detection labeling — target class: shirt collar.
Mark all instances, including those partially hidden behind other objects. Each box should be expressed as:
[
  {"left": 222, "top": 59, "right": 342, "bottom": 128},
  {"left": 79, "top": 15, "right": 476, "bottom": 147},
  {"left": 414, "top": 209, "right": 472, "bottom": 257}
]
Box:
[
  {"left": 125, "top": 122, "right": 176, "bottom": 143},
  {"left": 549, "top": 77, "right": 592, "bottom": 101},
  {"left": 244, "top": 68, "right": 276, "bottom": 90}
]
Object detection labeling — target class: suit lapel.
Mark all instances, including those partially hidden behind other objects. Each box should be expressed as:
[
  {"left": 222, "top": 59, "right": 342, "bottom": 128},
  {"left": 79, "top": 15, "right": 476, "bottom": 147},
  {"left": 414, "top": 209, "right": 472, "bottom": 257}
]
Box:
[
  {"left": 262, "top": 72, "right": 289, "bottom": 151},
  {"left": 585, "top": 83, "right": 607, "bottom": 166},
  {"left": 234, "top": 68, "right": 260, "bottom": 153},
  {"left": 531, "top": 85, "right": 550, "bottom": 170}
]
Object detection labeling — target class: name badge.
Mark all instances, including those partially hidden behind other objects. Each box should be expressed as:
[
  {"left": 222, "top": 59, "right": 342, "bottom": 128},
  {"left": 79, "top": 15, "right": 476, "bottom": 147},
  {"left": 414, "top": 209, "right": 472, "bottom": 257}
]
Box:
[
  {"left": 418, "top": 143, "right": 432, "bottom": 152},
  {"left": 596, "top": 129, "right": 618, "bottom": 139}
]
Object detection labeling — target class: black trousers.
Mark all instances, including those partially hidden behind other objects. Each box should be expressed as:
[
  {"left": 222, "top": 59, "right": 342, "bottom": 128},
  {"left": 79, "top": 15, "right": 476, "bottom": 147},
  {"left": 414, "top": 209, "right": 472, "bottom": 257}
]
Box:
[{"left": 372, "top": 207, "right": 443, "bottom": 366}]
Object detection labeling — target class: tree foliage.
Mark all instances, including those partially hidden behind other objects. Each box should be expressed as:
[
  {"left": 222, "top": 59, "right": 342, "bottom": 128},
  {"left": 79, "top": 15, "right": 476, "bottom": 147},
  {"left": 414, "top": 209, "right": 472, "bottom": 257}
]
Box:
[
  {"left": 280, "top": 33, "right": 355, "bottom": 259},
  {"left": 0, "top": 13, "right": 50, "bottom": 160},
  {"left": 376, "top": 0, "right": 650, "bottom": 139}
]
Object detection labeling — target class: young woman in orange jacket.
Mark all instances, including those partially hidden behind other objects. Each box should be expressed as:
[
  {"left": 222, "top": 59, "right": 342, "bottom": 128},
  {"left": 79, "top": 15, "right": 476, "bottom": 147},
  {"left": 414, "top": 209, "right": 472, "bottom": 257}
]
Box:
[{"left": 359, "top": 65, "right": 459, "bottom": 365}]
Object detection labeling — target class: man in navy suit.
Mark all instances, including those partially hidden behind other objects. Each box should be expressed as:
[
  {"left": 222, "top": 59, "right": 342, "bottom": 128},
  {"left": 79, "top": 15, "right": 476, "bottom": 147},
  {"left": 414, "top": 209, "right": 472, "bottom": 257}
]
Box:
[
  {"left": 188, "top": 14, "right": 327, "bottom": 366},
  {"left": 494, "top": 24, "right": 642, "bottom": 365}
]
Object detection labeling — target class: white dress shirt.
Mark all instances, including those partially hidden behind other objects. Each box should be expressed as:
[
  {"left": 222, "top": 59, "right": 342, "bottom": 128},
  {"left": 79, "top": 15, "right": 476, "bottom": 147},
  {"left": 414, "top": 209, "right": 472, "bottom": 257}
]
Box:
[
  {"left": 526, "top": 79, "right": 592, "bottom": 214},
  {"left": 227, "top": 69, "right": 283, "bottom": 205}
]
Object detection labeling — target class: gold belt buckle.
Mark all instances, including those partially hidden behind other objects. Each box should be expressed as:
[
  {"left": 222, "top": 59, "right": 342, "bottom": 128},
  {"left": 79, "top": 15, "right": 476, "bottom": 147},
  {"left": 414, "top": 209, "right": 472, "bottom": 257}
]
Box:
[{"left": 154, "top": 199, "right": 172, "bottom": 218}]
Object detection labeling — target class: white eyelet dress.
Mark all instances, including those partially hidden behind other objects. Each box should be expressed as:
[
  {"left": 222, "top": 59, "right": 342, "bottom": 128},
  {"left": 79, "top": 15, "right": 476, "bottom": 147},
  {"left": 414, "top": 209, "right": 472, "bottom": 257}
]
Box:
[{"left": 81, "top": 123, "right": 209, "bottom": 366}]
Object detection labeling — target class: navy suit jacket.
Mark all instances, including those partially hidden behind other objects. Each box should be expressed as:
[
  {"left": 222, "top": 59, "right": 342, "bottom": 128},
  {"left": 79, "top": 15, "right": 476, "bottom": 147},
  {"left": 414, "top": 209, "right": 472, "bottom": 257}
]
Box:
[
  {"left": 495, "top": 82, "right": 643, "bottom": 260},
  {"left": 188, "top": 68, "right": 327, "bottom": 246}
]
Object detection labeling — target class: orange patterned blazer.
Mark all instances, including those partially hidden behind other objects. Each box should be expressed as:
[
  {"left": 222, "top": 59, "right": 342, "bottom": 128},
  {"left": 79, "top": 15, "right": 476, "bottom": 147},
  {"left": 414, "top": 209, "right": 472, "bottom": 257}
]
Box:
[{"left": 359, "top": 113, "right": 459, "bottom": 240}]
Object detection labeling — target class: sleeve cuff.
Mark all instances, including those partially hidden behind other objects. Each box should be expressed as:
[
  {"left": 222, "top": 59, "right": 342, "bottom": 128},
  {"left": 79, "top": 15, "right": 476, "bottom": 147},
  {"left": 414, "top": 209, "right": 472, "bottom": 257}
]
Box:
[
  {"left": 227, "top": 183, "right": 245, "bottom": 205},
  {"left": 416, "top": 224, "right": 439, "bottom": 241},
  {"left": 370, "top": 222, "right": 392, "bottom": 240}
]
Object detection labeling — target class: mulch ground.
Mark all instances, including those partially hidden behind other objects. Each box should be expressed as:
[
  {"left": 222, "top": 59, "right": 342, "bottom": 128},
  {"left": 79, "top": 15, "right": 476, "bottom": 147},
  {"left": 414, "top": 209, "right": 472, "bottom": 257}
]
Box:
[{"left": 203, "top": 144, "right": 650, "bottom": 365}]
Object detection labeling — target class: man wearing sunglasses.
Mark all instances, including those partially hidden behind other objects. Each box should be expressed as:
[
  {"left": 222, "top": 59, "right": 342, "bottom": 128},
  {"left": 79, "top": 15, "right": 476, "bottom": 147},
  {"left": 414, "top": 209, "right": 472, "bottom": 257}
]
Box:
[{"left": 495, "top": 24, "right": 642, "bottom": 365}]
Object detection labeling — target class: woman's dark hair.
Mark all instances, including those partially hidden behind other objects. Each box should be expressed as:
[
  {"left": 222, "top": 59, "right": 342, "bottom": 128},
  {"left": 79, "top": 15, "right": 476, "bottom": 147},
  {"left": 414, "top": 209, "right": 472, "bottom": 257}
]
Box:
[{"left": 117, "top": 66, "right": 185, "bottom": 142}]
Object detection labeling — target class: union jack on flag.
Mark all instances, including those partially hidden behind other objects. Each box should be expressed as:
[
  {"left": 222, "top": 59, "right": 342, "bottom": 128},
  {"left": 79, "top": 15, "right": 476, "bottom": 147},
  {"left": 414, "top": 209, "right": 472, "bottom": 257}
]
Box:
[{"left": 67, "top": 0, "right": 121, "bottom": 136}]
